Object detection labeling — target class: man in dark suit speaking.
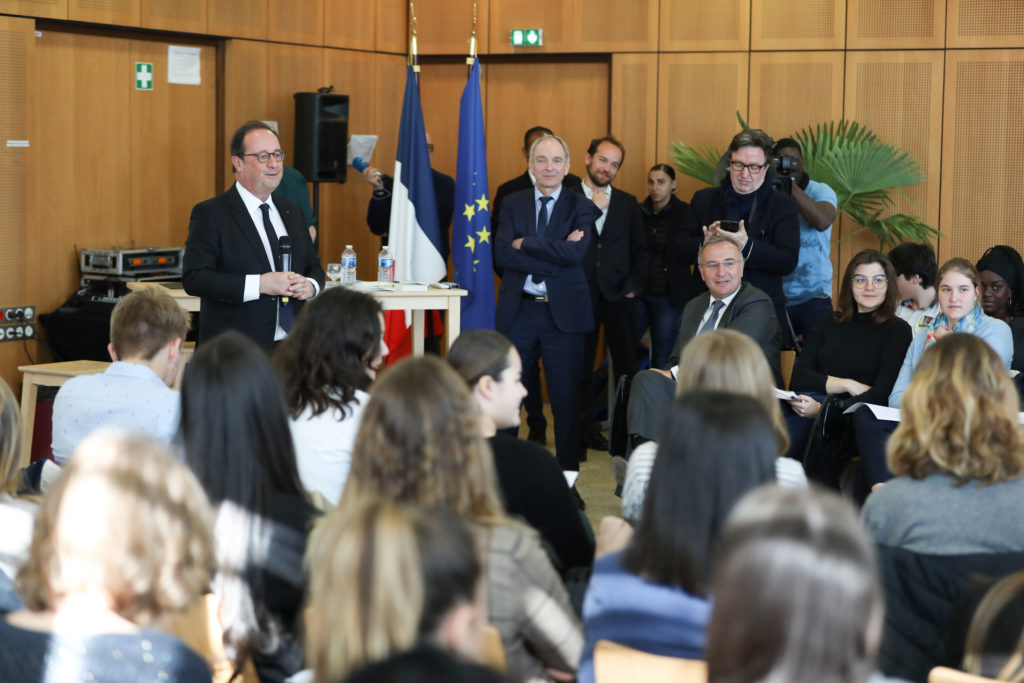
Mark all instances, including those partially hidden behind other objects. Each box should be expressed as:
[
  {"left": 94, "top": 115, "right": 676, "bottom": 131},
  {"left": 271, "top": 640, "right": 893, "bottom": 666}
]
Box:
[
  {"left": 183, "top": 121, "right": 324, "bottom": 352},
  {"left": 495, "top": 134, "right": 601, "bottom": 476},
  {"left": 626, "top": 234, "right": 781, "bottom": 443}
]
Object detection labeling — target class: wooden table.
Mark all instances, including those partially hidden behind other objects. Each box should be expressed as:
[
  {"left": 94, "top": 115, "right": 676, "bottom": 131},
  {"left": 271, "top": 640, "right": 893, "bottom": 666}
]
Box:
[
  {"left": 18, "top": 360, "right": 109, "bottom": 471},
  {"left": 128, "top": 281, "right": 469, "bottom": 353}
]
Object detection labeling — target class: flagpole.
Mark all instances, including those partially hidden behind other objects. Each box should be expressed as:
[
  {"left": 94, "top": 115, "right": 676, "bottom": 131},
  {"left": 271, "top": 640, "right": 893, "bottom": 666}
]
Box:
[
  {"left": 408, "top": 1, "right": 419, "bottom": 74},
  {"left": 466, "top": 2, "right": 477, "bottom": 67}
]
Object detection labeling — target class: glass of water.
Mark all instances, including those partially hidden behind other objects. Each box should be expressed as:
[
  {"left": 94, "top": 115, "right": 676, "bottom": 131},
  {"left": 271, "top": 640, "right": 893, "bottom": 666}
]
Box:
[{"left": 326, "top": 263, "right": 342, "bottom": 287}]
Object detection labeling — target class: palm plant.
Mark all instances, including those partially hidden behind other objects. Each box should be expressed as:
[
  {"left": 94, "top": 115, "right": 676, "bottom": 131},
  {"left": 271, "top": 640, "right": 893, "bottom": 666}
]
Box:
[{"left": 670, "top": 112, "right": 939, "bottom": 249}]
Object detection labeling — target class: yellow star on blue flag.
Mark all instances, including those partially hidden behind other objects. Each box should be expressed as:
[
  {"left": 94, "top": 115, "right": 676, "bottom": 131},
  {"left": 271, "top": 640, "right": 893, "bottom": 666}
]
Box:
[
  {"left": 463, "top": 203, "right": 476, "bottom": 221},
  {"left": 475, "top": 195, "right": 489, "bottom": 213}
]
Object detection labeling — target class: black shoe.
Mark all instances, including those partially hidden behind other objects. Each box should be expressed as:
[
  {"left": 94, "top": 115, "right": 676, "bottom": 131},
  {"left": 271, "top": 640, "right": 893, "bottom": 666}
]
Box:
[
  {"left": 571, "top": 485, "right": 586, "bottom": 511},
  {"left": 527, "top": 424, "right": 546, "bottom": 444},
  {"left": 582, "top": 427, "right": 609, "bottom": 452}
]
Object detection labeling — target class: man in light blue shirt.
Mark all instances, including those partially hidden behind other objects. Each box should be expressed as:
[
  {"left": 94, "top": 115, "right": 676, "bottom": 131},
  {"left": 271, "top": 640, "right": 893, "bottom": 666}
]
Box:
[
  {"left": 776, "top": 138, "right": 839, "bottom": 345},
  {"left": 51, "top": 288, "right": 189, "bottom": 464}
]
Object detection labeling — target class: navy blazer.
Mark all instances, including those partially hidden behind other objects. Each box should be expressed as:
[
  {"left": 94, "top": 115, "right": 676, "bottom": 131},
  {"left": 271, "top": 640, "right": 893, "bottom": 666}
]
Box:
[
  {"left": 183, "top": 185, "right": 325, "bottom": 352},
  {"left": 583, "top": 186, "right": 650, "bottom": 302},
  {"left": 495, "top": 187, "right": 600, "bottom": 334}
]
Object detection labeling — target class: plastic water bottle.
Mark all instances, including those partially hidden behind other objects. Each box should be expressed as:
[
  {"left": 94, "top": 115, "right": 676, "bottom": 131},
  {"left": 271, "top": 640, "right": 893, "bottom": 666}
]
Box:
[
  {"left": 341, "top": 245, "right": 357, "bottom": 285},
  {"left": 377, "top": 245, "right": 395, "bottom": 284}
]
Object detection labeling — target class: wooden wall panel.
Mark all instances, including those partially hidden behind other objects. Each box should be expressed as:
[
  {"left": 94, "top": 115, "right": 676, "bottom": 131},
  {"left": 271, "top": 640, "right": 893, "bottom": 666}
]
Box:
[
  {"left": 489, "top": 0, "right": 577, "bottom": 54},
  {"left": 842, "top": 51, "right": 943, "bottom": 265},
  {"left": 69, "top": 0, "right": 137, "bottom": 26},
  {"left": 268, "top": 0, "right": 323, "bottom": 46},
  {"left": 610, "top": 53, "right": 658, "bottom": 198},
  {"left": 751, "top": 0, "right": 844, "bottom": 50},
  {"left": 418, "top": 0, "right": 489, "bottom": 56},
  {"left": 0, "top": 0, "right": 65, "bottom": 20},
  {"left": 128, "top": 38, "right": 216, "bottom": 249},
  {"left": 376, "top": 0, "right": 407, "bottom": 54},
  {"left": 657, "top": 52, "right": 748, "bottom": 203},
  {"left": 223, "top": 40, "right": 268, "bottom": 185},
  {"left": 0, "top": 16, "right": 35, "bottom": 393},
  {"left": 947, "top": 0, "right": 1024, "bottom": 49},
  {"left": 660, "top": 0, "right": 750, "bottom": 52},
  {"left": 324, "top": 1, "right": 374, "bottom": 51},
  {"left": 318, "top": 48, "right": 376, "bottom": 273},
  {"left": 847, "top": 0, "right": 945, "bottom": 49},
  {"left": 208, "top": 0, "right": 266, "bottom": 40},
  {"left": 33, "top": 31, "right": 131, "bottom": 320},
  {"left": 940, "top": 50, "right": 1024, "bottom": 264},
  {"left": 483, "top": 60, "right": 610, "bottom": 202},
  {"left": 749, "top": 52, "right": 844, "bottom": 140},
  {"left": 578, "top": 0, "right": 658, "bottom": 53},
  {"left": 265, "top": 43, "right": 324, "bottom": 182},
  {"left": 141, "top": 0, "right": 207, "bottom": 33}
]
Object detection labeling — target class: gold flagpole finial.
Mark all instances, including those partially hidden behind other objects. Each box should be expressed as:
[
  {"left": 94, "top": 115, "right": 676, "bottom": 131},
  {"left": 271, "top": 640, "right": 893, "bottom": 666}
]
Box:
[
  {"left": 408, "top": 1, "right": 419, "bottom": 72},
  {"left": 466, "top": 2, "right": 478, "bottom": 65}
]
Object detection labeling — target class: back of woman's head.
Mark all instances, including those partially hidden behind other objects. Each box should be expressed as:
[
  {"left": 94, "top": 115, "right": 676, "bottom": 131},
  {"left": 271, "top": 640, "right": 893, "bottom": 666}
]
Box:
[
  {"left": 676, "top": 330, "right": 789, "bottom": 454},
  {"left": 179, "top": 331, "right": 305, "bottom": 509},
  {"left": 275, "top": 287, "right": 382, "bottom": 419},
  {"left": 0, "top": 378, "right": 21, "bottom": 494},
  {"left": 17, "top": 430, "right": 213, "bottom": 626},
  {"left": 306, "top": 501, "right": 483, "bottom": 683},
  {"left": 888, "top": 333, "right": 1024, "bottom": 485},
  {"left": 622, "top": 390, "right": 777, "bottom": 596},
  {"left": 345, "top": 355, "right": 503, "bottom": 522},
  {"left": 446, "top": 329, "right": 513, "bottom": 388},
  {"left": 708, "top": 485, "right": 882, "bottom": 683}
]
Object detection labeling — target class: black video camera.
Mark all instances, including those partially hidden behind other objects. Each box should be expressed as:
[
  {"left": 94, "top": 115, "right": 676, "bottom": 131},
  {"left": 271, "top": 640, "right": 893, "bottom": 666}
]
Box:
[{"left": 771, "top": 154, "right": 801, "bottom": 194}]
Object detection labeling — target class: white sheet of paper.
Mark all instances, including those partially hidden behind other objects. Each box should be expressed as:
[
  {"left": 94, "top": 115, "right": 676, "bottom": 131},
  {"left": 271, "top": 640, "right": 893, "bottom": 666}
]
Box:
[
  {"left": 563, "top": 470, "right": 579, "bottom": 488},
  {"left": 167, "top": 46, "right": 201, "bottom": 85},
  {"left": 347, "top": 134, "right": 378, "bottom": 165},
  {"left": 843, "top": 402, "right": 901, "bottom": 422},
  {"left": 773, "top": 387, "right": 800, "bottom": 401}
]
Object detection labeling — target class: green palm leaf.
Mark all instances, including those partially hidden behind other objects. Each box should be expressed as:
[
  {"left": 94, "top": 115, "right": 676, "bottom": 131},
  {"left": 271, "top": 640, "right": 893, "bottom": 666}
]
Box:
[{"left": 670, "top": 141, "right": 721, "bottom": 187}]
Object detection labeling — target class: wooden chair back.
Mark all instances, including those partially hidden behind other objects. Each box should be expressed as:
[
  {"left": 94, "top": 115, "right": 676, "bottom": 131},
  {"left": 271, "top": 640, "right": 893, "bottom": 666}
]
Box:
[{"left": 594, "top": 639, "right": 707, "bottom": 683}]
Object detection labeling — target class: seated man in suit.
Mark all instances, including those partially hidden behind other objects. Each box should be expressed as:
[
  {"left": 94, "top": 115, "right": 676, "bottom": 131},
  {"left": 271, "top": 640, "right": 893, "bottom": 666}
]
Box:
[
  {"left": 183, "top": 120, "right": 324, "bottom": 353},
  {"left": 495, "top": 134, "right": 601, "bottom": 486},
  {"left": 51, "top": 288, "right": 189, "bottom": 464},
  {"left": 627, "top": 235, "right": 781, "bottom": 443}
]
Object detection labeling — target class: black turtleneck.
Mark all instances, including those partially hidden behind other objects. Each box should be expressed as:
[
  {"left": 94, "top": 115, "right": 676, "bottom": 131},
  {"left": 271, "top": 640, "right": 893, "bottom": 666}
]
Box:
[{"left": 789, "top": 310, "right": 912, "bottom": 405}]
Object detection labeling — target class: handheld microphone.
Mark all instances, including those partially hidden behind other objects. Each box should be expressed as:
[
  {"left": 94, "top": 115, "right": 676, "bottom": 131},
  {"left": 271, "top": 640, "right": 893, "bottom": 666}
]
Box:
[
  {"left": 279, "top": 236, "right": 293, "bottom": 303},
  {"left": 352, "top": 156, "right": 370, "bottom": 172}
]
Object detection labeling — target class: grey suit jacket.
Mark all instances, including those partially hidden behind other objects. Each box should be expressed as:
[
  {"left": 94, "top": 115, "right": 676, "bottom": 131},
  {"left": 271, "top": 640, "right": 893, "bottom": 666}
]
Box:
[{"left": 670, "top": 281, "right": 783, "bottom": 384}]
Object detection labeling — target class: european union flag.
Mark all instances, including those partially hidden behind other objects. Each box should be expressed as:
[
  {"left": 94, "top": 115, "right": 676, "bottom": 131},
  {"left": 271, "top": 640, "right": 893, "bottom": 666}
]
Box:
[{"left": 452, "top": 57, "right": 495, "bottom": 330}]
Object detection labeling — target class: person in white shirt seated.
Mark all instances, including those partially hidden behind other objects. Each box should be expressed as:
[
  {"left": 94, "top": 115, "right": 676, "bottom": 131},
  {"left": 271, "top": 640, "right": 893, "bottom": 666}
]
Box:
[
  {"left": 274, "top": 286, "right": 387, "bottom": 505},
  {"left": 50, "top": 288, "right": 189, "bottom": 465}
]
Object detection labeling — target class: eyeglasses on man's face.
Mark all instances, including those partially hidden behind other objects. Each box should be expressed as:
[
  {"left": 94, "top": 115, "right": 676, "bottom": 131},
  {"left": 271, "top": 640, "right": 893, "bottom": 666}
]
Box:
[
  {"left": 852, "top": 274, "right": 887, "bottom": 288},
  {"left": 241, "top": 150, "right": 286, "bottom": 163},
  {"left": 729, "top": 161, "right": 768, "bottom": 174},
  {"left": 700, "top": 258, "right": 740, "bottom": 271}
]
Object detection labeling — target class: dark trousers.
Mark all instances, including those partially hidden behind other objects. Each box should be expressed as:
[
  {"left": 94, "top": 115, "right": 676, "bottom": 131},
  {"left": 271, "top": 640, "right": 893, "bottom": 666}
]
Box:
[
  {"left": 580, "top": 295, "right": 638, "bottom": 431},
  {"left": 786, "top": 296, "right": 833, "bottom": 345},
  {"left": 852, "top": 406, "right": 898, "bottom": 488},
  {"left": 633, "top": 294, "right": 685, "bottom": 371},
  {"left": 521, "top": 359, "right": 547, "bottom": 435},
  {"left": 781, "top": 391, "right": 827, "bottom": 461},
  {"left": 504, "top": 298, "right": 585, "bottom": 471}
]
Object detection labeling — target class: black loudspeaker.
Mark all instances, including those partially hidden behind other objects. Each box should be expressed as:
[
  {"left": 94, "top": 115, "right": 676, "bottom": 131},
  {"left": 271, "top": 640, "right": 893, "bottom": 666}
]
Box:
[{"left": 292, "top": 92, "right": 349, "bottom": 182}]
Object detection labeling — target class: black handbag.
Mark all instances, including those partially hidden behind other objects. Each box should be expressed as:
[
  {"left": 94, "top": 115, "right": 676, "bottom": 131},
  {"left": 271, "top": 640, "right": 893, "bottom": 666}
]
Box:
[{"left": 802, "top": 393, "right": 858, "bottom": 489}]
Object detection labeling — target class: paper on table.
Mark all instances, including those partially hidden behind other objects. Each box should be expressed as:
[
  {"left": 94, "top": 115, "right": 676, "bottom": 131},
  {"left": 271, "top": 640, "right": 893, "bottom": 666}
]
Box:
[
  {"left": 168, "top": 46, "right": 201, "bottom": 85},
  {"left": 347, "top": 135, "right": 378, "bottom": 165},
  {"left": 563, "top": 471, "right": 579, "bottom": 489}
]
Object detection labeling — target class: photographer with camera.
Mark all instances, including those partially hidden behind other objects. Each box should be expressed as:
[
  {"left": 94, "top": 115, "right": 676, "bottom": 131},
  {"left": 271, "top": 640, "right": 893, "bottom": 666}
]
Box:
[
  {"left": 774, "top": 138, "right": 838, "bottom": 346},
  {"left": 678, "top": 129, "right": 800, "bottom": 334}
]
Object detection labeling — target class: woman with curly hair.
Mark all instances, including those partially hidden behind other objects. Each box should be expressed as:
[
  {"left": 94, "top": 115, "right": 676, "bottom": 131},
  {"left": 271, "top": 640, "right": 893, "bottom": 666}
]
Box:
[
  {"left": 275, "top": 286, "right": 387, "bottom": 504},
  {"left": 339, "top": 355, "right": 582, "bottom": 683}
]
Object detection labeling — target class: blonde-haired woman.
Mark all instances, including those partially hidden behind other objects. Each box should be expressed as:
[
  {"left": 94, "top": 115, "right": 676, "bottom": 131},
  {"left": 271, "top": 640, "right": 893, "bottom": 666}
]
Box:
[
  {"left": 339, "top": 355, "right": 582, "bottom": 683},
  {"left": 863, "top": 333, "right": 1024, "bottom": 681},
  {"left": 621, "top": 329, "right": 805, "bottom": 524},
  {"left": 0, "top": 378, "right": 38, "bottom": 583},
  {"left": 1, "top": 430, "right": 214, "bottom": 681},
  {"left": 306, "top": 501, "right": 485, "bottom": 682}
]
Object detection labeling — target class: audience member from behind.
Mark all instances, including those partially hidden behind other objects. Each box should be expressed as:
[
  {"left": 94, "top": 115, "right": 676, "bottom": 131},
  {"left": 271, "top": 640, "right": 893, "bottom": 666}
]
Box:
[
  {"left": 0, "top": 430, "right": 214, "bottom": 682},
  {"left": 342, "top": 644, "right": 506, "bottom": 683},
  {"left": 622, "top": 329, "right": 804, "bottom": 525},
  {"left": 51, "top": 286, "right": 189, "bottom": 464},
  {"left": 341, "top": 355, "right": 582, "bottom": 683},
  {"left": 707, "top": 486, "right": 885, "bottom": 683},
  {"left": 976, "top": 244, "right": 1024, "bottom": 372},
  {"left": 956, "top": 570, "right": 1024, "bottom": 680},
  {"left": 306, "top": 501, "right": 486, "bottom": 682},
  {"left": 0, "top": 378, "right": 37, "bottom": 582},
  {"left": 275, "top": 287, "right": 388, "bottom": 505},
  {"left": 888, "top": 241, "right": 940, "bottom": 332},
  {"left": 179, "top": 331, "right": 321, "bottom": 682},
  {"left": 635, "top": 163, "right": 692, "bottom": 370},
  {"left": 863, "top": 334, "right": 1024, "bottom": 681},
  {"left": 447, "top": 329, "right": 595, "bottom": 575},
  {"left": 785, "top": 250, "right": 911, "bottom": 462},
  {"left": 578, "top": 391, "right": 778, "bottom": 683}
]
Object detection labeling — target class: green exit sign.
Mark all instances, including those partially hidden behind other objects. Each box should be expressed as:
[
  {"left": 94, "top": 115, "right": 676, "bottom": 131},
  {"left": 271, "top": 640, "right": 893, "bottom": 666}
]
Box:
[{"left": 510, "top": 29, "right": 544, "bottom": 47}]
